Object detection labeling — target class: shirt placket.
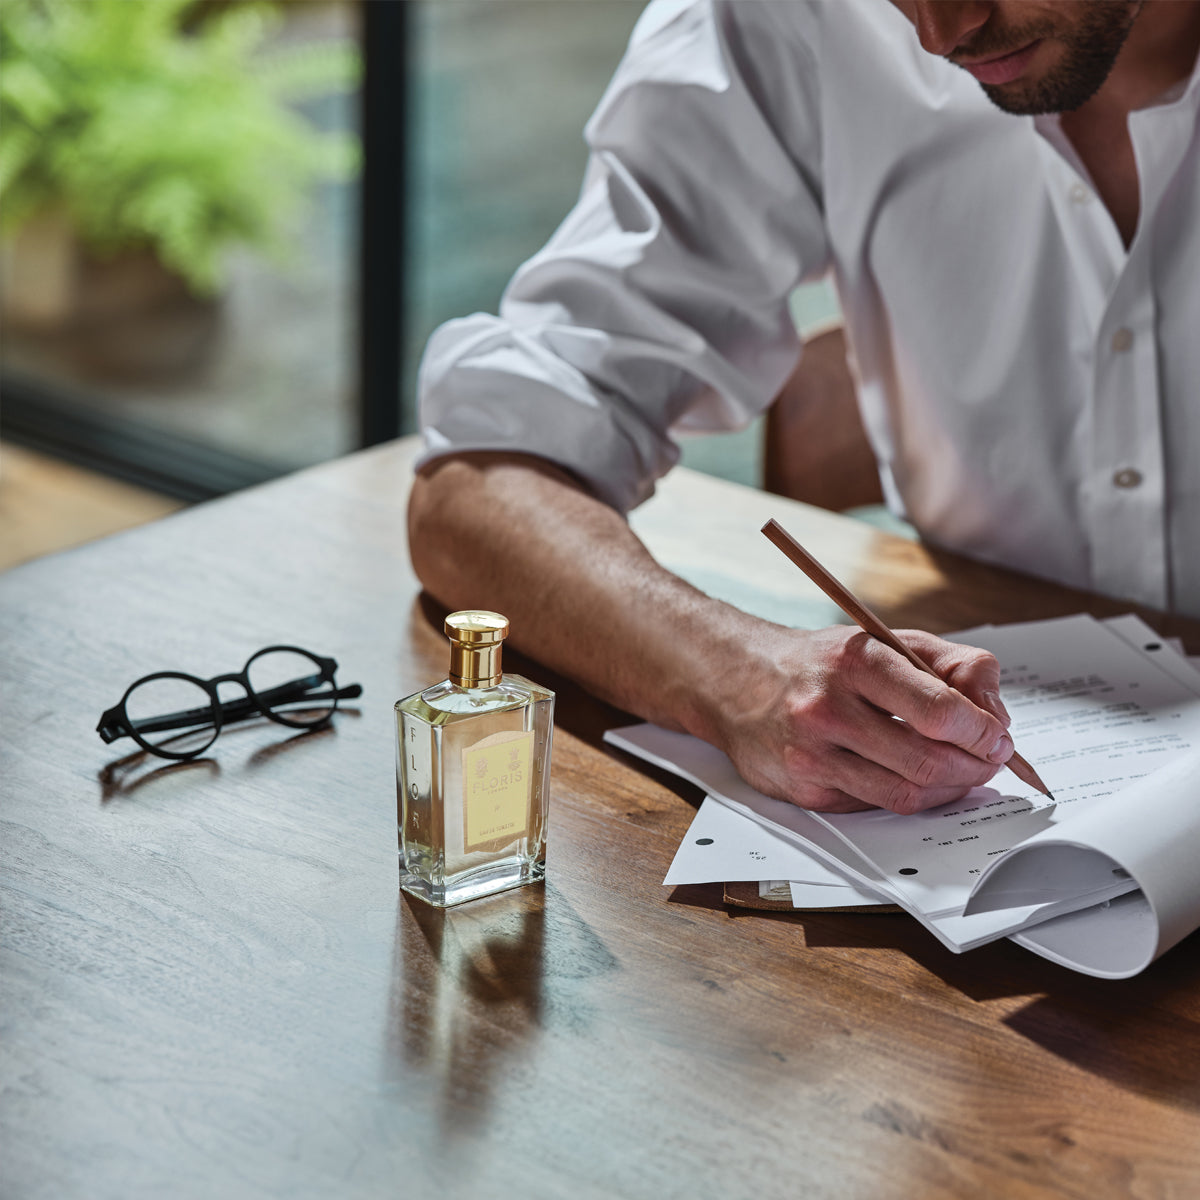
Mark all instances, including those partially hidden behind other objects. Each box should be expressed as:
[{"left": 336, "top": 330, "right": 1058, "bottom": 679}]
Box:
[
  {"left": 1088, "top": 265, "right": 1166, "bottom": 608},
  {"left": 1035, "top": 105, "right": 1185, "bottom": 610},
  {"left": 1086, "top": 99, "right": 1196, "bottom": 611}
]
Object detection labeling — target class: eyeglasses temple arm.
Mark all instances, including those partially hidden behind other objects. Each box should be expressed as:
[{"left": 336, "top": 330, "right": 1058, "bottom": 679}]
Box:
[
  {"left": 104, "top": 682, "right": 365, "bottom": 739},
  {"left": 97, "top": 674, "right": 364, "bottom": 744}
]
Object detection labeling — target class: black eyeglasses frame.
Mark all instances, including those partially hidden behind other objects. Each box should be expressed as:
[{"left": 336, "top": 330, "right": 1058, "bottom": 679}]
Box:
[{"left": 96, "top": 644, "right": 363, "bottom": 761}]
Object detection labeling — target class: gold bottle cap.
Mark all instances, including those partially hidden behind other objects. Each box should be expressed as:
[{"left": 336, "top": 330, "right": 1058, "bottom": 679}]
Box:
[{"left": 445, "top": 610, "right": 508, "bottom": 688}]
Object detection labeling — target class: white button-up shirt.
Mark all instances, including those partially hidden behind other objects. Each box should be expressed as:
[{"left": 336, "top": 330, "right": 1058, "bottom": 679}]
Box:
[{"left": 419, "top": 0, "right": 1200, "bottom": 617}]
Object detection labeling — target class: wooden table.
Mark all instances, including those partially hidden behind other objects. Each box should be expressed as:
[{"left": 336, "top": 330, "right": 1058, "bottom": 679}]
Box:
[{"left": 3, "top": 437, "right": 1199, "bottom": 1200}]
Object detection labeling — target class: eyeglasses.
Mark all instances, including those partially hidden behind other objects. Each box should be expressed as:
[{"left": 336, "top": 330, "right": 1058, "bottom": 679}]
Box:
[{"left": 96, "top": 645, "right": 363, "bottom": 761}]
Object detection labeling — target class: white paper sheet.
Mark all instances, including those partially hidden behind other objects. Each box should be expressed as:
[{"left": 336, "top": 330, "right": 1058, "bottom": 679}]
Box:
[
  {"left": 1101, "top": 613, "right": 1200, "bottom": 696},
  {"left": 972, "top": 748, "right": 1200, "bottom": 977},
  {"left": 664, "top": 797, "right": 887, "bottom": 906},
  {"left": 787, "top": 881, "right": 887, "bottom": 908},
  {"left": 607, "top": 722, "right": 900, "bottom": 901},
  {"left": 664, "top": 796, "right": 865, "bottom": 888}
]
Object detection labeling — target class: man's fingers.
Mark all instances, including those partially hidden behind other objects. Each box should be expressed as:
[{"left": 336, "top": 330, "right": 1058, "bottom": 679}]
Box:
[
  {"left": 901, "top": 630, "right": 1011, "bottom": 726},
  {"left": 841, "top": 634, "right": 1013, "bottom": 765},
  {"left": 791, "top": 689, "right": 1002, "bottom": 796}
]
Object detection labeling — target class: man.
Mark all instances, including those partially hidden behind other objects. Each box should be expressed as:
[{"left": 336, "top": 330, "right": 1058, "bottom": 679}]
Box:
[{"left": 409, "top": 1, "right": 1200, "bottom": 815}]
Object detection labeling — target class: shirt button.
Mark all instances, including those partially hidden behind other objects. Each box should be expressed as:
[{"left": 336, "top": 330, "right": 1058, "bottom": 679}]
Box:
[
  {"left": 1111, "top": 327, "right": 1134, "bottom": 353},
  {"left": 1113, "top": 468, "right": 1143, "bottom": 489},
  {"left": 1069, "top": 182, "right": 1091, "bottom": 204}
]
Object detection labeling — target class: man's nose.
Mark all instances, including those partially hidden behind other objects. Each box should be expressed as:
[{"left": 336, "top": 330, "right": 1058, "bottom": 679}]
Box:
[{"left": 906, "top": 2, "right": 993, "bottom": 56}]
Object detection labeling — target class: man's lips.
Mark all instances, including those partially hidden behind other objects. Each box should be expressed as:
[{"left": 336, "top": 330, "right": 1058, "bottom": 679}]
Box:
[{"left": 954, "top": 39, "right": 1042, "bottom": 86}]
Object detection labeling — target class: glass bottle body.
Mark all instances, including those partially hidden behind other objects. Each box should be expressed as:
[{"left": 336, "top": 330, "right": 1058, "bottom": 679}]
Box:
[{"left": 395, "top": 672, "right": 553, "bottom": 907}]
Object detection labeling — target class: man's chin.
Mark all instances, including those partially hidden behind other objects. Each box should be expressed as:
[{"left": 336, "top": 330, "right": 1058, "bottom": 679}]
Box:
[
  {"left": 978, "top": 75, "right": 1106, "bottom": 116},
  {"left": 978, "top": 80, "right": 1056, "bottom": 116}
]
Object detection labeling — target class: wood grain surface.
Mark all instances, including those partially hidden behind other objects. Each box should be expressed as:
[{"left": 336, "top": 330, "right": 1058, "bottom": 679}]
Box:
[{"left": 2, "top": 437, "right": 1199, "bottom": 1200}]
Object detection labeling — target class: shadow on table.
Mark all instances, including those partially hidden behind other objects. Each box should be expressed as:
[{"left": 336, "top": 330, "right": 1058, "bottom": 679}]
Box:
[
  {"left": 95, "top": 712, "right": 356, "bottom": 802},
  {"left": 385, "top": 887, "right": 546, "bottom": 1135},
  {"left": 999, "top": 939, "right": 1200, "bottom": 1112},
  {"left": 385, "top": 880, "right": 621, "bottom": 1135},
  {"left": 98, "top": 750, "right": 221, "bottom": 802}
]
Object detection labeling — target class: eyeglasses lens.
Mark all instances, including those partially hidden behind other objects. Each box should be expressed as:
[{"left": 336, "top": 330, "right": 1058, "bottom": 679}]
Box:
[
  {"left": 246, "top": 648, "right": 337, "bottom": 727},
  {"left": 125, "top": 675, "right": 219, "bottom": 757}
]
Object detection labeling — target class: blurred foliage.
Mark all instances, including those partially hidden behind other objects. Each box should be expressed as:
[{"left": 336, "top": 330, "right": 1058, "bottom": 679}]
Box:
[{"left": 0, "top": 0, "right": 360, "bottom": 293}]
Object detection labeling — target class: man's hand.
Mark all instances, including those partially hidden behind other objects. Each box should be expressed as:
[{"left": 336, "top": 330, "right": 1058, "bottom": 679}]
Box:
[{"left": 703, "top": 625, "right": 1013, "bottom": 814}]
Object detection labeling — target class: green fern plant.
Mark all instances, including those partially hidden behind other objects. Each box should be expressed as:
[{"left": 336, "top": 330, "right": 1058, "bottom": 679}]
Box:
[{"left": 0, "top": 0, "right": 360, "bottom": 294}]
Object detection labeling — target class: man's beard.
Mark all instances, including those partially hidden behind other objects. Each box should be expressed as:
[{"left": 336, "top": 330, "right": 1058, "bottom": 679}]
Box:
[{"left": 954, "top": 2, "right": 1142, "bottom": 115}]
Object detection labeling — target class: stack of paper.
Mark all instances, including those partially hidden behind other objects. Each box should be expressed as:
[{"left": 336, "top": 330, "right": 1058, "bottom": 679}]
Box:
[{"left": 606, "top": 614, "right": 1200, "bottom": 978}]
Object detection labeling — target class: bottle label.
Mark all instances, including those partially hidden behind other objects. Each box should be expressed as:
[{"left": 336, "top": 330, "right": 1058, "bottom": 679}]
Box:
[{"left": 461, "top": 729, "right": 532, "bottom": 852}]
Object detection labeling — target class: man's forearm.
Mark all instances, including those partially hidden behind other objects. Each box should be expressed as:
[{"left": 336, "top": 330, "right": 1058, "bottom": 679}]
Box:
[{"left": 407, "top": 451, "right": 750, "bottom": 739}]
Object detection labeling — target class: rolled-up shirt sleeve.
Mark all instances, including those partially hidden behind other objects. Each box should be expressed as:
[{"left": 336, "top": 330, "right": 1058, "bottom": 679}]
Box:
[{"left": 417, "top": 0, "right": 832, "bottom": 512}]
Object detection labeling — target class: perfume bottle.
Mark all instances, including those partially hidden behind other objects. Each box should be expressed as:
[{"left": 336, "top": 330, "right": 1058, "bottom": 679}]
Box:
[{"left": 395, "top": 610, "right": 554, "bottom": 907}]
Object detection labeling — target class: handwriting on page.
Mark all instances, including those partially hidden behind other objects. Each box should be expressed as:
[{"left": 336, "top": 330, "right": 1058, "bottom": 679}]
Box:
[{"left": 1001, "top": 663, "right": 1193, "bottom": 805}]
